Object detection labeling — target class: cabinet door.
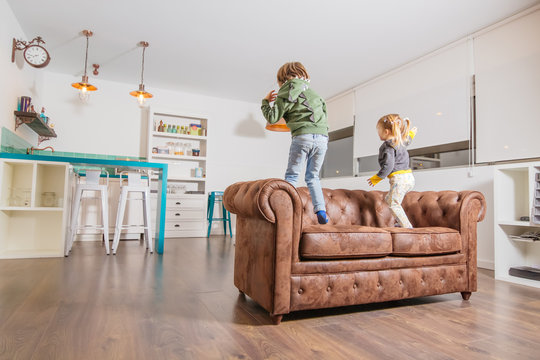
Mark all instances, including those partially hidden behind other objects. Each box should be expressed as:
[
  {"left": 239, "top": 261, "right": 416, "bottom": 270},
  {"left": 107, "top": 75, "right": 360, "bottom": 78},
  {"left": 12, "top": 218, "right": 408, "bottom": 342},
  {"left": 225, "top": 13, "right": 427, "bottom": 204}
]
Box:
[{"left": 327, "top": 92, "right": 355, "bottom": 131}]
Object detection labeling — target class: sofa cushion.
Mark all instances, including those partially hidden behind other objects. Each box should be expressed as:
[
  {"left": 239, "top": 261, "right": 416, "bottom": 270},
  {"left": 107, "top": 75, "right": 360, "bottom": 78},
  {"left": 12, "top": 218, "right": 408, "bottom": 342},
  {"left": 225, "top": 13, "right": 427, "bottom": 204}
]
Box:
[
  {"left": 384, "top": 227, "right": 461, "bottom": 256},
  {"left": 301, "top": 225, "right": 392, "bottom": 260}
]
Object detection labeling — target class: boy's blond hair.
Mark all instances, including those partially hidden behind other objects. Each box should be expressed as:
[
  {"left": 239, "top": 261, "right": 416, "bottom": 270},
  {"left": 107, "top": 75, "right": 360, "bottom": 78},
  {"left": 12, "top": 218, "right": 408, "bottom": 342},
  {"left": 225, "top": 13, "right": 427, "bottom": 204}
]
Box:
[{"left": 277, "top": 62, "right": 310, "bottom": 85}]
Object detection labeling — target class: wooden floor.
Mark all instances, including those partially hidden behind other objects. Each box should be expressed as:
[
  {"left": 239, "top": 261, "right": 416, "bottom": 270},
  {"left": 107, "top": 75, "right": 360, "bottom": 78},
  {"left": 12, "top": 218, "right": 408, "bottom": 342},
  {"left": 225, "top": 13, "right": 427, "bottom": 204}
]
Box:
[{"left": 0, "top": 237, "right": 539, "bottom": 360}]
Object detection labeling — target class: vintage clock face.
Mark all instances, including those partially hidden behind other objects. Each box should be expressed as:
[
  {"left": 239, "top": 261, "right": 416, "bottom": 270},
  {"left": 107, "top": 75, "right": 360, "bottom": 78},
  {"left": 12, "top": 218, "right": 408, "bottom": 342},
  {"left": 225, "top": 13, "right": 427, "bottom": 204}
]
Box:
[{"left": 23, "top": 45, "right": 50, "bottom": 68}]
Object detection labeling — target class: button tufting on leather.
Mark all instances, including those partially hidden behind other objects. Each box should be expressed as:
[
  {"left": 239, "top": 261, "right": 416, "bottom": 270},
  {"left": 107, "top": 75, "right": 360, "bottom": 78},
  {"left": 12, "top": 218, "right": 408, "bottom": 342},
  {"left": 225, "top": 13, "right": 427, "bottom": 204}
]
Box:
[
  {"left": 399, "top": 280, "right": 403, "bottom": 285},
  {"left": 353, "top": 283, "right": 357, "bottom": 289},
  {"left": 298, "top": 289, "right": 303, "bottom": 294},
  {"left": 377, "top": 282, "right": 381, "bottom": 288},
  {"left": 327, "top": 286, "right": 331, "bottom": 292}
]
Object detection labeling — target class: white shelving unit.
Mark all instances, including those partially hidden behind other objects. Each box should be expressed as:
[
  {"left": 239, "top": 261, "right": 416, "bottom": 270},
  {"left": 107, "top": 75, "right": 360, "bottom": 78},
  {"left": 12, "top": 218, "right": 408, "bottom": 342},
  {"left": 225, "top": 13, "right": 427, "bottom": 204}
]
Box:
[
  {"left": 147, "top": 108, "right": 208, "bottom": 237},
  {"left": 494, "top": 161, "right": 540, "bottom": 288},
  {"left": 0, "top": 159, "right": 70, "bottom": 258}
]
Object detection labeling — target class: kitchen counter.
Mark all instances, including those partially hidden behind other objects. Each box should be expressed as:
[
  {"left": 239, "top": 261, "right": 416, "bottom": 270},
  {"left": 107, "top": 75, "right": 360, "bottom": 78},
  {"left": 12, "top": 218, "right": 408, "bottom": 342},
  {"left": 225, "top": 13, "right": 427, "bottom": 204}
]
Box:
[{"left": 0, "top": 152, "right": 169, "bottom": 254}]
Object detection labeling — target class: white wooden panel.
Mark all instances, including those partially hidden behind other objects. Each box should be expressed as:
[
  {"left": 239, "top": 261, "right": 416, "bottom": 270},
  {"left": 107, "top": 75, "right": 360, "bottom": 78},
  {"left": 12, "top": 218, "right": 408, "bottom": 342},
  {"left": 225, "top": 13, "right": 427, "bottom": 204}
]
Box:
[
  {"left": 474, "top": 10, "right": 540, "bottom": 163},
  {"left": 354, "top": 42, "right": 470, "bottom": 158},
  {"left": 327, "top": 92, "right": 355, "bottom": 131}
]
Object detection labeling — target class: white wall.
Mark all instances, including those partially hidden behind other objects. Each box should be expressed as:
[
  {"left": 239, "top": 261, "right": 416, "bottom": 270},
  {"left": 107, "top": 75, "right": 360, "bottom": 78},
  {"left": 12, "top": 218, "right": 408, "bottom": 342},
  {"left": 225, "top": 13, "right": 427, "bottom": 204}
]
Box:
[
  {"left": 40, "top": 71, "right": 291, "bottom": 193},
  {"left": 322, "top": 165, "right": 495, "bottom": 270},
  {"left": 0, "top": 0, "right": 43, "bottom": 144}
]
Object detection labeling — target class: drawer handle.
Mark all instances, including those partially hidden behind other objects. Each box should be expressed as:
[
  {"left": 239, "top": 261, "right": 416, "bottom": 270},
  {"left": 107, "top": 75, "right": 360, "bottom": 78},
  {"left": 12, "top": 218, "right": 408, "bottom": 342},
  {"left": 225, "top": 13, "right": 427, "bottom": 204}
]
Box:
[
  {"left": 176, "top": 202, "right": 181, "bottom": 205},
  {"left": 175, "top": 213, "right": 180, "bottom": 216},
  {"left": 174, "top": 224, "right": 180, "bottom": 228}
]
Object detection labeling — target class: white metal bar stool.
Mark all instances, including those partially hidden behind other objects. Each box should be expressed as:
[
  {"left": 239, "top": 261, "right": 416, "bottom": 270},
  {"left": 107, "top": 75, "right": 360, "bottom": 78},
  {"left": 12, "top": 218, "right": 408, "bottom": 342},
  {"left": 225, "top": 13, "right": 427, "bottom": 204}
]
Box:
[
  {"left": 112, "top": 170, "right": 153, "bottom": 255},
  {"left": 66, "top": 168, "right": 110, "bottom": 256}
]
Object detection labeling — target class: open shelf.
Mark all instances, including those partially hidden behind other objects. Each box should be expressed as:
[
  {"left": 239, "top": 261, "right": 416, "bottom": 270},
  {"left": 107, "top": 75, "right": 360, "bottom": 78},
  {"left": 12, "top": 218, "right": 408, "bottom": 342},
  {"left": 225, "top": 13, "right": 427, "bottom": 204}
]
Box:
[
  {"left": 151, "top": 131, "right": 207, "bottom": 141},
  {"left": 494, "top": 162, "right": 540, "bottom": 288},
  {"left": 498, "top": 220, "right": 536, "bottom": 227},
  {"left": 14, "top": 111, "right": 57, "bottom": 145},
  {"left": 0, "top": 206, "right": 63, "bottom": 211},
  {"left": 152, "top": 154, "right": 207, "bottom": 161}
]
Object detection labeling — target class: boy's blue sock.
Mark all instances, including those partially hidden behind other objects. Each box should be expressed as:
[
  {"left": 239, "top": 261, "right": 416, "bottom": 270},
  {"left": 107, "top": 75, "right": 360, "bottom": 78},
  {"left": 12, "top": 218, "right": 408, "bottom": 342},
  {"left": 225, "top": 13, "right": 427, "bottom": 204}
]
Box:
[{"left": 316, "top": 210, "right": 329, "bottom": 224}]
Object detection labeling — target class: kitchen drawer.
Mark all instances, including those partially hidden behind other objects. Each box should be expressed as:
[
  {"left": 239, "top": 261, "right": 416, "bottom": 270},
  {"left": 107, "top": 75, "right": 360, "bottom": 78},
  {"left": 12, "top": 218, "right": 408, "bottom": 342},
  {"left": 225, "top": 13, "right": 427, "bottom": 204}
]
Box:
[
  {"left": 163, "top": 220, "right": 206, "bottom": 232},
  {"left": 167, "top": 198, "right": 205, "bottom": 209},
  {"left": 152, "top": 197, "right": 205, "bottom": 210},
  {"left": 165, "top": 209, "right": 205, "bottom": 221}
]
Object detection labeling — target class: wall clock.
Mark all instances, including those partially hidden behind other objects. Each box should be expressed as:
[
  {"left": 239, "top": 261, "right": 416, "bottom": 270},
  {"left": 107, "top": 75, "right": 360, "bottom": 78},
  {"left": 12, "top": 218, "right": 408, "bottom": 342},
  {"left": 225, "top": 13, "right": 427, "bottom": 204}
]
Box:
[{"left": 12, "top": 36, "right": 51, "bottom": 69}]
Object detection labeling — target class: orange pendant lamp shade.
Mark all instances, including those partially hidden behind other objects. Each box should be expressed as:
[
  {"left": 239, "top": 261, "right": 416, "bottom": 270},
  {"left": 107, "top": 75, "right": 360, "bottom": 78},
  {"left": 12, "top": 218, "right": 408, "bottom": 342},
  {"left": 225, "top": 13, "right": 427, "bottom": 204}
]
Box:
[{"left": 265, "top": 118, "right": 290, "bottom": 132}]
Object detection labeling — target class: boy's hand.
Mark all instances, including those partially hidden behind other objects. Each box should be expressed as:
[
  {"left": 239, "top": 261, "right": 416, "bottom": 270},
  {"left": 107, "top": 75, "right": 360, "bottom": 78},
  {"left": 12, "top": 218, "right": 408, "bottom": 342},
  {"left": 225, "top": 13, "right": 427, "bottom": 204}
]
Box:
[
  {"left": 367, "top": 174, "right": 382, "bottom": 187},
  {"left": 264, "top": 90, "right": 277, "bottom": 103}
]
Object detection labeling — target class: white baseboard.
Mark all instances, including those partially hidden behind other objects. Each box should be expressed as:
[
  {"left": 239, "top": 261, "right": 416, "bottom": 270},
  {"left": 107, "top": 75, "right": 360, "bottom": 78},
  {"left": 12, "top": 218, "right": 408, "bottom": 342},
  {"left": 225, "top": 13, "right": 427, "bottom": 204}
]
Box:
[{"left": 478, "top": 259, "right": 494, "bottom": 270}]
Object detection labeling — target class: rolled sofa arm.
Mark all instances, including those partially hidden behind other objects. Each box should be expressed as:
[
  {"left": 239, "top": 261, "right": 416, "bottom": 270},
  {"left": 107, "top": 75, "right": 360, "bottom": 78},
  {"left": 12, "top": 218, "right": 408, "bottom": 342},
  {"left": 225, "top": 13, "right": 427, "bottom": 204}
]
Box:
[{"left": 223, "top": 178, "right": 303, "bottom": 223}]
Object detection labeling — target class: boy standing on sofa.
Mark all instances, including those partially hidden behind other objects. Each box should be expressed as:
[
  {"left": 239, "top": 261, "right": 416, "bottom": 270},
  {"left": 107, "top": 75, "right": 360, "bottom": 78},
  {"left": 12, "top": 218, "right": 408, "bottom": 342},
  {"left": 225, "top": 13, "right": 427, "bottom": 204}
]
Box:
[{"left": 261, "top": 62, "right": 330, "bottom": 224}]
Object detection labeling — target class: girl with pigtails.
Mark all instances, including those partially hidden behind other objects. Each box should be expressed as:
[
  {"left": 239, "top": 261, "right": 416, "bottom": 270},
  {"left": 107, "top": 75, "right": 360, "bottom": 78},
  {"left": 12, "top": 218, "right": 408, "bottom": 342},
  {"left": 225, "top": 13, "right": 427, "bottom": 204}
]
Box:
[{"left": 367, "top": 114, "right": 417, "bottom": 228}]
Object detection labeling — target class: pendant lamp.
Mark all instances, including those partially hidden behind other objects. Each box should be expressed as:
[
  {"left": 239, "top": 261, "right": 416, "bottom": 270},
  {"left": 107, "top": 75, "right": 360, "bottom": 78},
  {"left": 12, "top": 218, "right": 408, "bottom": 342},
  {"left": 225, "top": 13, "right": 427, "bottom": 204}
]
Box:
[
  {"left": 71, "top": 30, "right": 97, "bottom": 101},
  {"left": 130, "top": 41, "right": 153, "bottom": 107},
  {"left": 266, "top": 118, "right": 290, "bottom": 132}
]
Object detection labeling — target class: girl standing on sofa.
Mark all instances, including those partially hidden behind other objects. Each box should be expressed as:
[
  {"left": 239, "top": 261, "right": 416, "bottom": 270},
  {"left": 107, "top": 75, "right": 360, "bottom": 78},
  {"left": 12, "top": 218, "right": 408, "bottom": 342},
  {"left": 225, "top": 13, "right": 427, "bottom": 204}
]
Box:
[
  {"left": 261, "top": 62, "right": 330, "bottom": 224},
  {"left": 367, "top": 114, "right": 417, "bottom": 228}
]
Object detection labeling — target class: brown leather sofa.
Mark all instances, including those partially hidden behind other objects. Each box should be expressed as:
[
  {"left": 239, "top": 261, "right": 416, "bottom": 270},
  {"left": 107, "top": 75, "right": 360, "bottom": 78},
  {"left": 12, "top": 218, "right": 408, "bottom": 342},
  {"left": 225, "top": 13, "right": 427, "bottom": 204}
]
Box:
[{"left": 224, "top": 178, "right": 486, "bottom": 324}]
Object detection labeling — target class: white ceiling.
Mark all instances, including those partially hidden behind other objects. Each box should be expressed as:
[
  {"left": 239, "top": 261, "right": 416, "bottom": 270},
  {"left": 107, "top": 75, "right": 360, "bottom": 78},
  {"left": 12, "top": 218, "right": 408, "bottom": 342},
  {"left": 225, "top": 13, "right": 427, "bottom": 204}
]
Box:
[{"left": 8, "top": 0, "right": 539, "bottom": 103}]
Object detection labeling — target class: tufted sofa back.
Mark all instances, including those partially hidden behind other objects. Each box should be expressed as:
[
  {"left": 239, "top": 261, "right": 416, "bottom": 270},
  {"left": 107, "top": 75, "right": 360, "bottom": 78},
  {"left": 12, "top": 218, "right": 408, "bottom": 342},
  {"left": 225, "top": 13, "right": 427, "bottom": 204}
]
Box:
[{"left": 298, "top": 188, "right": 465, "bottom": 230}]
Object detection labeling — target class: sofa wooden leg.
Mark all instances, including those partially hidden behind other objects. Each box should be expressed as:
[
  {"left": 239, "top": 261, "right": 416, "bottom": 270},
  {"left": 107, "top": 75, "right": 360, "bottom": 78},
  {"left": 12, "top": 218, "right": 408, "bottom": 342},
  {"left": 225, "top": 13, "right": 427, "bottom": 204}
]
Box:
[
  {"left": 270, "top": 314, "right": 283, "bottom": 325},
  {"left": 461, "top": 291, "right": 472, "bottom": 300}
]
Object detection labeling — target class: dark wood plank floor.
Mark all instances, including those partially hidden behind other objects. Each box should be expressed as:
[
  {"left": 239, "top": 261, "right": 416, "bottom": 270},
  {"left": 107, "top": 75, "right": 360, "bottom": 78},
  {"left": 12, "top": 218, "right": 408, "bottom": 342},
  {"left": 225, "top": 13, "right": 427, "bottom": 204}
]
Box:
[{"left": 0, "top": 237, "right": 539, "bottom": 360}]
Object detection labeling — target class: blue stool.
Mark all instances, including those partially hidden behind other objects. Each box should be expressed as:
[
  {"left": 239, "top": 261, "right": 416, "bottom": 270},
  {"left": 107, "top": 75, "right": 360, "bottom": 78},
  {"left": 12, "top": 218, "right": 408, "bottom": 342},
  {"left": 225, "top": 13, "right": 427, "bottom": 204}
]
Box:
[{"left": 207, "top": 191, "right": 232, "bottom": 238}]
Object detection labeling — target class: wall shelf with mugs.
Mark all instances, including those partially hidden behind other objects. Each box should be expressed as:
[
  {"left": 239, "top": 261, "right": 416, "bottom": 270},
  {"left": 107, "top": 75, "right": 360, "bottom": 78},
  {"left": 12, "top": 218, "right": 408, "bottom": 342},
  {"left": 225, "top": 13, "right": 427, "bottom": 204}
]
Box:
[{"left": 146, "top": 108, "right": 208, "bottom": 237}]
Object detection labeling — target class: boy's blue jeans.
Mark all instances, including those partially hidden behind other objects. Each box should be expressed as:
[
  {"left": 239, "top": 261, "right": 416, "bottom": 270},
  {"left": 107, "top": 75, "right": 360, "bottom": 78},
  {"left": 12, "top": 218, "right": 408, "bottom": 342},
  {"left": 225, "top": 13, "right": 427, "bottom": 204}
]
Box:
[{"left": 285, "top": 134, "right": 328, "bottom": 213}]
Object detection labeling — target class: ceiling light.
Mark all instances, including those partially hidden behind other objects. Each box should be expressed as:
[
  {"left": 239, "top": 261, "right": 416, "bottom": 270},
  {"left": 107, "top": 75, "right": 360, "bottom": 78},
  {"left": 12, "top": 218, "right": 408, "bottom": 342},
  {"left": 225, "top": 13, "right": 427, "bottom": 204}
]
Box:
[
  {"left": 130, "top": 41, "right": 153, "bottom": 107},
  {"left": 436, "top": 112, "right": 443, "bottom": 116},
  {"left": 71, "top": 30, "right": 97, "bottom": 101},
  {"left": 265, "top": 118, "right": 290, "bottom": 132}
]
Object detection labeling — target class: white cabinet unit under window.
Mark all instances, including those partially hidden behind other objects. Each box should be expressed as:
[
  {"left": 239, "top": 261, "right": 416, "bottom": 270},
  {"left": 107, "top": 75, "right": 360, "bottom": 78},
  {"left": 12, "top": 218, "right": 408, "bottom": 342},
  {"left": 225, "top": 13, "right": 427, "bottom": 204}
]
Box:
[{"left": 494, "top": 161, "right": 540, "bottom": 288}]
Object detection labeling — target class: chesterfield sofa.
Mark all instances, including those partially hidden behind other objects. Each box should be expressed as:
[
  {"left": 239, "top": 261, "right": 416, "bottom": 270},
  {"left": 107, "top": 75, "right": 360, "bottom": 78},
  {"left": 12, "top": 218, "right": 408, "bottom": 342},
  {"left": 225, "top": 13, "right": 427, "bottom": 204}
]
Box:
[{"left": 223, "top": 178, "right": 486, "bottom": 324}]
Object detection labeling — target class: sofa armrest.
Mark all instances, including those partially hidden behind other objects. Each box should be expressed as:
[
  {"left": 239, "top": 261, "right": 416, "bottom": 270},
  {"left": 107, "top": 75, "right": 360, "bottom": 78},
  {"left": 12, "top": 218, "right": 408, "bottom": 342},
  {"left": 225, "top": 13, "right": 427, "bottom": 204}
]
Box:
[
  {"left": 223, "top": 178, "right": 304, "bottom": 317},
  {"left": 223, "top": 178, "right": 303, "bottom": 223}
]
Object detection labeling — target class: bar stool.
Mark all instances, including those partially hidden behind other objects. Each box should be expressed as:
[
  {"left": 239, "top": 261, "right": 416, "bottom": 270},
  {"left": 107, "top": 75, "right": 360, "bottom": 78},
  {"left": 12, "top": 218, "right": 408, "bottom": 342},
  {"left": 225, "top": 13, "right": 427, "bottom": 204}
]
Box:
[
  {"left": 112, "top": 171, "right": 153, "bottom": 255},
  {"left": 207, "top": 191, "right": 233, "bottom": 237},
  {"left": 66, "top": 168, "right": 110, "bottom": 256}
]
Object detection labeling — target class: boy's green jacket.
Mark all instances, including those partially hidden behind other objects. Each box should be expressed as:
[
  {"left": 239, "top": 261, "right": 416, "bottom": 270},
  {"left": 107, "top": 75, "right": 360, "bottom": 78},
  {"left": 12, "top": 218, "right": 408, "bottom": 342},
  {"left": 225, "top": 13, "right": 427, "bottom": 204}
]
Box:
[{"left": 261, "top": 78, "right": 328, "bottom": 137}]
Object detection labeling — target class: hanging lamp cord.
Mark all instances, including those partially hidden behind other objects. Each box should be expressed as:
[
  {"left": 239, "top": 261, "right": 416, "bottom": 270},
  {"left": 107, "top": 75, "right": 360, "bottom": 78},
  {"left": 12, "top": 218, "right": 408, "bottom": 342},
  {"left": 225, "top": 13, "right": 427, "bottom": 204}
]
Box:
[
  {"left": 140, "top": 46, "right": 146, "bottom": 85},
  {"left": 83, "top": 33, "right": 89, "bottom": 78}
]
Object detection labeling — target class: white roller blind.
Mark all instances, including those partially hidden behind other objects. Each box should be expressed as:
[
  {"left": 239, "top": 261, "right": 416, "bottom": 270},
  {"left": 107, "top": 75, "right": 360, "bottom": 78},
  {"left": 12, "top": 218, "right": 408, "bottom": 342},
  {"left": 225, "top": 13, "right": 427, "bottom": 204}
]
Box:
[
  {"left": 327, "top": 92, "right": 355, "bottom": 131},
  {"left": 474, "top": 9, "right": 540, "bottom": 163},
  {"left": 353, "top": 42, "right": 470, "bottom": 158}
]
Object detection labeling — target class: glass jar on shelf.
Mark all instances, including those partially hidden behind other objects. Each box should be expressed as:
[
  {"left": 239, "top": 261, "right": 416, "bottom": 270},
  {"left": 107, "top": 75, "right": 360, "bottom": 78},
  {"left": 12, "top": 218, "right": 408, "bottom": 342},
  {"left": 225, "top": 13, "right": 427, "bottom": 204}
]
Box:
[{"left": 166, "top": 142, "right": 175, "bottom": 155}]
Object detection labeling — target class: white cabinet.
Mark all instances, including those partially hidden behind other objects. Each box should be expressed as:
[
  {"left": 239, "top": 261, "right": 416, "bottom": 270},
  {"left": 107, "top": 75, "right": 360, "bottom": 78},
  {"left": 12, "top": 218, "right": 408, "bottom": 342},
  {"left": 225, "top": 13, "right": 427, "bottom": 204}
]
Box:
[
  {"left": 0, "top": 159, "right": 70, "bottom": 258},
  {"left": 151, "top": 194, "right": 206, "bottom": 238},
  {"left": 147, "top": 108, "right": 208, "bottom": 237},
  {"left": 494, "top": 162, "right": 540, "bottom": 288},
  {"left": 327, "top": 92, "right": 355, "bottom": 131}
]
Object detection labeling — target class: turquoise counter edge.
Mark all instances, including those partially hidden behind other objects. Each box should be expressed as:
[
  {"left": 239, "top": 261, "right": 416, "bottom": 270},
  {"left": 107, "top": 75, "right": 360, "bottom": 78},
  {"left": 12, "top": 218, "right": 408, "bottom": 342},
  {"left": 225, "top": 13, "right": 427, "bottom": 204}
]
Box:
[{"left": 0, "top": 152, "right": 168, "bottom": 255}]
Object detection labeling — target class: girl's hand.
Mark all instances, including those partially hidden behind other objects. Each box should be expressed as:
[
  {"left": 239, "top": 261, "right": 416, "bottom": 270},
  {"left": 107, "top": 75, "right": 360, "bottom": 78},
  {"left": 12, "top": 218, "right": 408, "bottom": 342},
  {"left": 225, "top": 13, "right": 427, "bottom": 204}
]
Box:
[
  {"left": 411, "top": 126, "right": 417, "bottom": 135},
  {"left": 264, "top": 90, "right": 277, "bottom": 102},
  {"left": 367, "top": 175, "right": 382, "bottom": 186}
]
